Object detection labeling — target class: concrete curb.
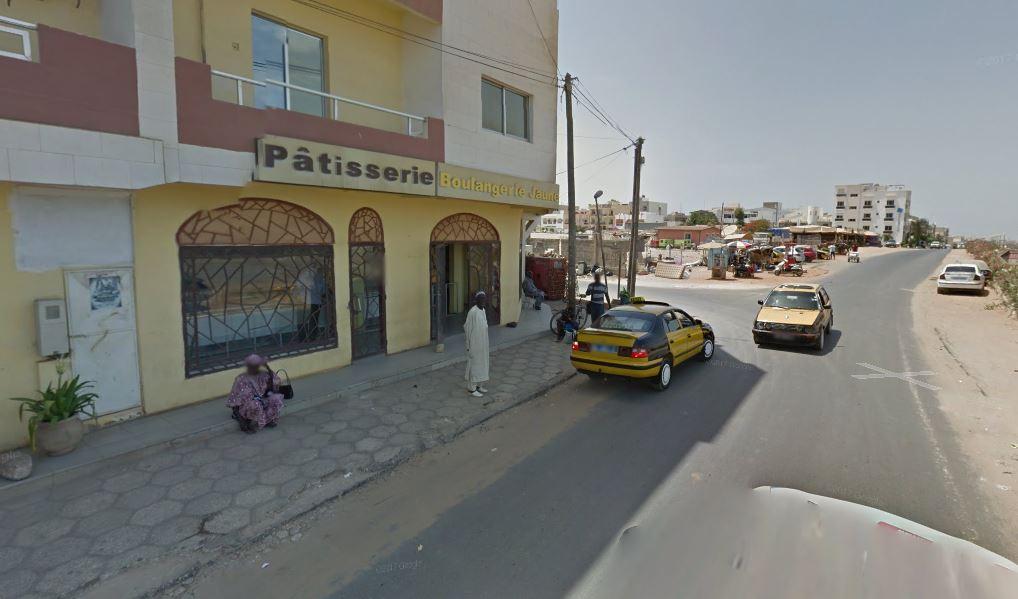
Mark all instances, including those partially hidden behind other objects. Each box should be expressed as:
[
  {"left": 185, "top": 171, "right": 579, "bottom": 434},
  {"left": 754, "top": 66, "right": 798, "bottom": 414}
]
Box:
[
  {"left": 0, "top": 329, "right": 551, "bottom": 499},
  {"left": 86, "top": 356, "right": 576, "bottom": 599}
]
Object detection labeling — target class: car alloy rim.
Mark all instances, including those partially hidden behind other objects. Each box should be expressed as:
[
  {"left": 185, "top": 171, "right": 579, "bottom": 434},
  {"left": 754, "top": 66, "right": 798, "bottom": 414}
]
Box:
[
  {"left": 704, "top": 340, "right": 714, "bottom": 357},
  {"left": 661, "top": 363, "right": 671, "bottom": 386}
]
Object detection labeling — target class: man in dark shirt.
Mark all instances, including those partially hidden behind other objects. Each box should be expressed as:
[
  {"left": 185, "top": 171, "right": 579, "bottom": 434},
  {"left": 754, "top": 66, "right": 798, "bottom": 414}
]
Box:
[{"left": 583, "top": 270, "right": 611, "bottom": 323}]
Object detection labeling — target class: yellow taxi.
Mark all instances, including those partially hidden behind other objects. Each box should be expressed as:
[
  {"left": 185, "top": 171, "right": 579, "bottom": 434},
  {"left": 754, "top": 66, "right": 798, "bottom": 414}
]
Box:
[
  {"left": 570, "top": 299, "right": 715, "bottom": 391},
  {"left": 752, "top": 283, "right": 833, "bottom": 350}
]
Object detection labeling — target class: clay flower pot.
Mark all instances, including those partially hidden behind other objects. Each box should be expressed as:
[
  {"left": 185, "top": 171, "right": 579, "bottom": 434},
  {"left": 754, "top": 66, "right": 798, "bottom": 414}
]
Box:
[{"left": 35, "top": 418, "right": 85, "bottom": 456}]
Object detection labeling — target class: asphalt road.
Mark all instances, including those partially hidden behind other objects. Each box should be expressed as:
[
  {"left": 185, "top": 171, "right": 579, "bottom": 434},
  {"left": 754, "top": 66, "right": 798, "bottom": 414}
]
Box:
[{"left": 187, "top": 249, "right": 1007, "bottom": 598}]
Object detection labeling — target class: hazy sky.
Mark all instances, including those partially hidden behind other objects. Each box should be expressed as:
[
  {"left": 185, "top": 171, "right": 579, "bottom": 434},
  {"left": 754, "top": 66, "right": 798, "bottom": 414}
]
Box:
[{"left": 553, "top": 0, "right": 1018, "bottom": 237}]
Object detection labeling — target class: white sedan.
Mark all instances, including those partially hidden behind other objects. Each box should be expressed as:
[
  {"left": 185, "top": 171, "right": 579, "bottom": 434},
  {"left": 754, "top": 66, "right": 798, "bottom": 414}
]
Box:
[{"left": 937, "top": 264, "right": 985, "bottom": 294}]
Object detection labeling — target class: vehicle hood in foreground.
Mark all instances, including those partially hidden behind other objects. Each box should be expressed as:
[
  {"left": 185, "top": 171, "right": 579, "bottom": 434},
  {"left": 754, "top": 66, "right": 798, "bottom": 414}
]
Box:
[{"left": 568, "top": 486, "right": 1017, "bottom": 599}]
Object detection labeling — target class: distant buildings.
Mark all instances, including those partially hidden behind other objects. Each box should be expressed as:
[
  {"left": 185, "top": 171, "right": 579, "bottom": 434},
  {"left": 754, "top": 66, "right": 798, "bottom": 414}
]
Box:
[
  {"left": 834, "top": 183, "right": 912, "bottom": 244},
  {"left": 711, "top": 202, "right": 781, "bottom": 225}
]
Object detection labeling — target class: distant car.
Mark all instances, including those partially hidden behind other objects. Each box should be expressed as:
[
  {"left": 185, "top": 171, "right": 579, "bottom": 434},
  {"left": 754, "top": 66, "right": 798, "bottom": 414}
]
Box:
[
  {"left": 930, "top": 241, "right": 943, "bottom": 249},
  {"left": 753, "top": 283, "right": 834, "bottom": 351},
  {"left": 937, "top": 264, "right": 985, "bottom": 294},
  {"left": 794, "top": 245, "right": 817, "bottom": 262},
  {"left": 884, "top": 240, "right": 898, "bottom": 248},
  {"left": 570, "top": 299, "right": 715, "bottom": 391},
  {"left": 774, "top": 246, "right": 805, "bottom": 263}
]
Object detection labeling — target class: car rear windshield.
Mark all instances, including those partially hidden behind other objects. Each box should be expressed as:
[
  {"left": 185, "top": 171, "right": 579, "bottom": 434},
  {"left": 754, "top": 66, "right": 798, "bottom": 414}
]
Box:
[
  {"left": 596, "top": 312, "right": 656, "bottom": 332},
  {"left": 945, "top": 265, "right": 976, "bottom": 273},
  {"left": 764, "top": 291, "right": 819, "bottom": 310}
]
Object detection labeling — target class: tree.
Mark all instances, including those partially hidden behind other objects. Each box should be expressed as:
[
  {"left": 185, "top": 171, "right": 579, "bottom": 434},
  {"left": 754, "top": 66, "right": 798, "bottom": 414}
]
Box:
[
  {"left": 744, "top": 219, "right": 772, "bottom": 233},
  {"left": 686, "top": 210, "right": 719, "bottom": 226},
  {"left": 734, "top": 207, "right": 746, "bottom": 226}
]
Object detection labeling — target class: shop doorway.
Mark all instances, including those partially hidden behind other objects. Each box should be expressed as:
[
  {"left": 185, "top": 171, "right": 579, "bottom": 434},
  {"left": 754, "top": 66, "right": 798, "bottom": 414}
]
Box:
[
  {"left": 430, "top": 214, "right": 500, "bottom": 341},
  {"left": 349, "top": 208, "right": 386, "bottom": 359}
]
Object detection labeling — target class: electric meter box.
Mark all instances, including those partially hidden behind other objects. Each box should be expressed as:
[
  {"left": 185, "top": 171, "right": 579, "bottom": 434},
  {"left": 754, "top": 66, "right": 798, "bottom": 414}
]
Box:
[{"left": 36, "top": 298, "right": 69, "bottom": 357}]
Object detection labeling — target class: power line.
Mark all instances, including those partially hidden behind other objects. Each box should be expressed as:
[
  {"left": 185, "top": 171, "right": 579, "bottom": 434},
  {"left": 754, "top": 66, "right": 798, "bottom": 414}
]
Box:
[
  {"left": 292, "top": 0, "right": 560, "bottom": 87},
  {"left": 580, "top": 148, "right": 627, "bottom": 184},
  {"left": 525, "top": 0, "right": 559, "bottom": 73},
  {"left": 556, "top": 144, "right": 634, "bottom": 176},
  {"left": 573, "top": 79, "right": 636, "bottom": 143}
]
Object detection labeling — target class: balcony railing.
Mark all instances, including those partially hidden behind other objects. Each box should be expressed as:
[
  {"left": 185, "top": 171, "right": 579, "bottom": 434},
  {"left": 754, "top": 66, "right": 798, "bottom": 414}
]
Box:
[
  {"left": 0, "top": 15, "right": 36, "bottom": 61},
  {"left": 211, "top": 69, "right": 427, "bottom": 137}
]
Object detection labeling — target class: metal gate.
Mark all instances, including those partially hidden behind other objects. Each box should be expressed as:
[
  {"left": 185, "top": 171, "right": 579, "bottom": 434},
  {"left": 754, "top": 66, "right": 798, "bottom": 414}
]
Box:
[{"left": 349, "top": 244, "right": 386, "bottom": 359}]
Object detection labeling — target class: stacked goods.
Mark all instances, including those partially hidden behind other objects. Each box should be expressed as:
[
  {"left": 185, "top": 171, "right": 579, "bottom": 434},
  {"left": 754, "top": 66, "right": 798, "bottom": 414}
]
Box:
[{"left": 526, "top": 256, "right": 567, "bottom": 300}]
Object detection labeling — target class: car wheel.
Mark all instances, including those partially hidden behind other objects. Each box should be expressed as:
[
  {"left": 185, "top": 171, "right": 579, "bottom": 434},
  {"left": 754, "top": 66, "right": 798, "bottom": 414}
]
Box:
[
  {"left": 826, "top": 314, "right": 833, "bottom": 334},
  {"left": 653, "top": 358, "right": 672, "bottom": 391},
  {"left": 814, "top": 327, "right": 825, "bottom": 351},
  {"left": 699, "top": 338, "right": 715, "bottom": 362},
  {"left": 936, "top": 287, "right": 944, "bottom": 295}
]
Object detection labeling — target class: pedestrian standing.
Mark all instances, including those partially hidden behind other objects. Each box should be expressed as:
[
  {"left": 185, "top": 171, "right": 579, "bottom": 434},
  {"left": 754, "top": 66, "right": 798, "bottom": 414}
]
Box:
[
  {"left": 584, "top": 270, "right": 611, "bottom": 323},
  {"left": 464, "top": 291, "right": 490, "bottom": 397}
]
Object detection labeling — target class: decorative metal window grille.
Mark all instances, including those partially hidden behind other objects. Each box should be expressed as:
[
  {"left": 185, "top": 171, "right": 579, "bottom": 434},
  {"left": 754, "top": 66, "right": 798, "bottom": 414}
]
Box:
[
  {"left": 180, "top": 245, "right": 337, "bottom": 377},
  {"left": 349, "top": 207, "right": 384, "bottom": 244},
  {"left": 177, "top": 199, "right": 337, "bottom": 377},
  {"left": 431, "top": 213, "right": 500, "bottom": 242}
]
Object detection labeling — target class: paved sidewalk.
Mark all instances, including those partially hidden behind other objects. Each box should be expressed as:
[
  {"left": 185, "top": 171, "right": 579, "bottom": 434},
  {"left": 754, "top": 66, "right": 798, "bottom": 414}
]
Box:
[
  {"left": 0, "top": 303, "right": 554, "bottom": 493},
  {"left": 0, "top": 337, "right": 572, "bottom": 599}
]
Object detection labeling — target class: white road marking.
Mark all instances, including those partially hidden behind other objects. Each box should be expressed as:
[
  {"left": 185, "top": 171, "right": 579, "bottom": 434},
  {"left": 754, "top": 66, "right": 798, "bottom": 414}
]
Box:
[{"left": 851, "top": 362, "right": 941, "bottom": 391}]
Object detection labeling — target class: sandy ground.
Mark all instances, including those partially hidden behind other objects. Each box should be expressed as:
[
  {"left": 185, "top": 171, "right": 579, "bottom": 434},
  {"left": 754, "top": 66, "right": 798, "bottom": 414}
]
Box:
[
  {"left": 587, "top": 245, "right": 906, "bottom": 291},
  {"left": 912, "top": 248, "right": 1018, "bottom": 557}
]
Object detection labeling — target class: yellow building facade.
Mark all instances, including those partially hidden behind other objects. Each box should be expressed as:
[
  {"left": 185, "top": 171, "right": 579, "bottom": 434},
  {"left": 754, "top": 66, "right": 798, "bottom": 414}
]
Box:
[{"left": 0, "top": 0, "right": 559, "bottom": 450}]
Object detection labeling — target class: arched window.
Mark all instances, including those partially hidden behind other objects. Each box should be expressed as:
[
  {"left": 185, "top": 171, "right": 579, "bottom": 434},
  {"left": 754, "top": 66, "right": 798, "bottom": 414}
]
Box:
[{"left": 177, "top": 199, "right": 337, "bottom": 377}]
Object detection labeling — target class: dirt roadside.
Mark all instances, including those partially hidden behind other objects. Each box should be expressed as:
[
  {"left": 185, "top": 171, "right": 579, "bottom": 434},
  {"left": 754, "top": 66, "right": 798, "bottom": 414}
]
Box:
[{"left": 911, "top": 248, "right": 1018, "bottom": 557}]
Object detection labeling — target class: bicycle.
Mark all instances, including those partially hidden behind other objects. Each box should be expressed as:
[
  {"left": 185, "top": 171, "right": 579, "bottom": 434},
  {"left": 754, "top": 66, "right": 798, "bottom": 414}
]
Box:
[{"left": 549, "top": 297, "right": 590, "bottom": 336}]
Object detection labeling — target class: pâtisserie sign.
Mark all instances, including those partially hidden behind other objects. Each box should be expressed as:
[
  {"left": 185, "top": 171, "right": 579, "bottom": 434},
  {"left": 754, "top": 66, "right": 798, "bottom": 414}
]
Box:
[{"left": 255, "top": 136, "right": 436, "bottom": 196}]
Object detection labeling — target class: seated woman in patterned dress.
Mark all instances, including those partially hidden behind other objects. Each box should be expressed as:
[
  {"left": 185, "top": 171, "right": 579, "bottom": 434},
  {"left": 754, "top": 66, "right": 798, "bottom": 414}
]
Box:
[{"left": 227, "top": 354, "right": 284, "bottom": 433}]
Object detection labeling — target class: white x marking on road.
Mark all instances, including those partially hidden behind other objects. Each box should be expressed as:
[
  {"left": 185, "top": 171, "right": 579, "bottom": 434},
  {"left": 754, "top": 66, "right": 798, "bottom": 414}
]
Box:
[{"left": 851, "top": 362, "right": 941, "bottom": 391}]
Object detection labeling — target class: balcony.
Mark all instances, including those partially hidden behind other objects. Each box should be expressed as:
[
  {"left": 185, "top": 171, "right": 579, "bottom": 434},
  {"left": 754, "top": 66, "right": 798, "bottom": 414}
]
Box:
[
  {"left": 175, "top": 60, "right": 444, "bottom": 162},
  {"left": 0, "top": 18, "right": 138, "bottom": 136}
]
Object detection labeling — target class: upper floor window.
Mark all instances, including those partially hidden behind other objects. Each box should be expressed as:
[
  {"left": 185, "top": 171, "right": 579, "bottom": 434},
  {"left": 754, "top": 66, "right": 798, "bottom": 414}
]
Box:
[
  {"left": 252, "top": 15, "right": 325, "bottom": 118},
  {"left": 482, "top": 79, "right": 531, "bottom": 140}
]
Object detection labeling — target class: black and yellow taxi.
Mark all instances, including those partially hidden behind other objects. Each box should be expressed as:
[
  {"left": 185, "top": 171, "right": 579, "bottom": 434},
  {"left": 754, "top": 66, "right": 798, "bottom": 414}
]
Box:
[
  {"left": 752, "top": 283, "right": 833, "bottom": 350},
  {"left": 570, "top": 299, "right": 715, "bottom": 391}
]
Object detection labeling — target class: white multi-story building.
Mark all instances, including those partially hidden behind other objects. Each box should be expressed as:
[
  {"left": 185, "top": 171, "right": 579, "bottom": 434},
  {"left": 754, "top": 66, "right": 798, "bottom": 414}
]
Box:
[
  {"left": 834, "top": 184, "right": 912, "bottom": 243},
  {"left": 781, "top": 205, "right": 822, "bottom": 225},
  {"left": 712, "top": 201, "right": 780, "bottom": 225}
]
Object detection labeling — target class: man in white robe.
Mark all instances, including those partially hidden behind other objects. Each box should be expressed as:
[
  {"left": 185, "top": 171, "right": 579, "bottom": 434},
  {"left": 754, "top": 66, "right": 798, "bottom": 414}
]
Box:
[{"left": 464, "top": 291, "right": 490, "bottom": 397}]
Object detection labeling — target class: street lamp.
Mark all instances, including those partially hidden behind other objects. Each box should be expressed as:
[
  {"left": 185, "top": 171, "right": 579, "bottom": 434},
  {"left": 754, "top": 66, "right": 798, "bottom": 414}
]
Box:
[{"left": 592, "top": 190, "right": 607, "bottom": 274}]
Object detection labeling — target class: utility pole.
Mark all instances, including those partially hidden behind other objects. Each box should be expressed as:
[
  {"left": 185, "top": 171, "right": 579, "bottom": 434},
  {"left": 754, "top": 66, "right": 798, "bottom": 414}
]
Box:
[
  {"left": 626, "top": 137, "right": 645, "bottom": 296},
  {"left": 564, "top": 74, "right": 577, "bottom": 315}
]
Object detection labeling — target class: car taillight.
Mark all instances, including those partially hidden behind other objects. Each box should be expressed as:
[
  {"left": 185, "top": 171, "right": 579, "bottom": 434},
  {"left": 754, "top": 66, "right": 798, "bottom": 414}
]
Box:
[
  {"left": 572, "top": 341, "right": 590, "bottom": 352},
  {"left": 939, "top": 274, "right": 947, "bottom": 280},
  {"left": 973, "top": 274, "right": 981, "bottom": 281},
  {"left": 619, "top": 347, "right": 649, "bottom": 359}
]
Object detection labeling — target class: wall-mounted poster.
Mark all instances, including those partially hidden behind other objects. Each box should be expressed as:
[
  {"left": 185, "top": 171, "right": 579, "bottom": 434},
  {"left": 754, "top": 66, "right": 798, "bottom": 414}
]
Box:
[{"left": 89, "top": 275, "right": 122, "bottom": 311}]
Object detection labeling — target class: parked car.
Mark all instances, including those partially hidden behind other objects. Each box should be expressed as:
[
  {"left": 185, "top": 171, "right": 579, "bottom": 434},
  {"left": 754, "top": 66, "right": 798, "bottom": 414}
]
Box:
[
  {"left": 753, "top": 283, "right": 834, "bottom": 350},
  {"left": 570, "top": 299, "right": 715, "bottom": 391},
  {"left": 884, "top": 240, "right": 898, "bottom": 248},
  {"left": 930, "top": 241, "right": 943, "bottom": 249},
  {"left": 794, "top": 245, "right": 817, "bottom": 262},
  {"left": 937, "top": 264, "right": 985, "bottom": 294},
  {"left": 969, "top": 259, "right": 992, "bottom": 280},
  {"left": 773, "top": 246, "right": 805, "bottom": 264}
]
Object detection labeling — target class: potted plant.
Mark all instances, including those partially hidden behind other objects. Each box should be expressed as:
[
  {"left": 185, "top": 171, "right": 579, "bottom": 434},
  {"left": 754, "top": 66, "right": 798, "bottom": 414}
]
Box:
[{"left": 9, "top": 365, "right": 98, "bottom": 456}]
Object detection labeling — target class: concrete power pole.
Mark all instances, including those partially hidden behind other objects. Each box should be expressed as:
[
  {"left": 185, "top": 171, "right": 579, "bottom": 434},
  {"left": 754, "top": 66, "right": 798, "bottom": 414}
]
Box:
[
  {"left": 564, "top": 74, "right": 577, "bottom": 315},
  {"left": 626, "top": 137, "right": 645, "bottom": 296}
]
